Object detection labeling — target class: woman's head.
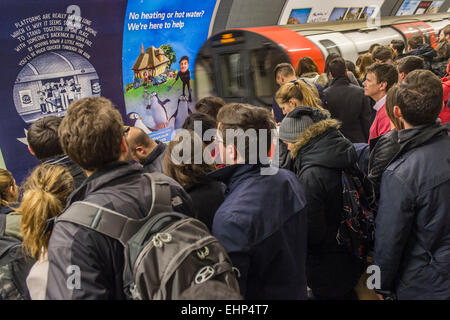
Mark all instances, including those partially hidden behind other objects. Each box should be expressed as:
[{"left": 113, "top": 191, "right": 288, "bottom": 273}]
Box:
[
  {"left": 296, "top": 57, "right": 319, "bottom": 77},
  {"left": 163, "top": 130, "right": 216, "bottom": 187},
  {"left": 275, "top": 80, "right": 323, "bottom": 115},
  {"left": 358, "top": 54, "right": 374, "bottom": 80},
  {"left": 20, "top": 164, "right": 74, "bottom": 260},
  {"left": 0, "top": 169, "right": 18, "bottom": 208},
  {"left": 385, "top": 85, "right": 404, "bottom": 131}
]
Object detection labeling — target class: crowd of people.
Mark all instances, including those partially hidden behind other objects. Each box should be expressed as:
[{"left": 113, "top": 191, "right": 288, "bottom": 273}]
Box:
[{"left": 1, "top": 27, "right": 449, "bottom": 300}]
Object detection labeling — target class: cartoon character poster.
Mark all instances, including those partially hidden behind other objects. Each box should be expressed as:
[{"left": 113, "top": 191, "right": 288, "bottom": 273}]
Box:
[{"left": 122, "top": 0, "right": 218, "bottom": 142}]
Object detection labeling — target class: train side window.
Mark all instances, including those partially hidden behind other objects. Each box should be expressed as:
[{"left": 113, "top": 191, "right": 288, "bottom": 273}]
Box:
[
  {"left": 219, "top": 53, "right": 243, "bottom": 98},
  {"left": 319, "top": 39, "right": 342, "bottom": 56}
]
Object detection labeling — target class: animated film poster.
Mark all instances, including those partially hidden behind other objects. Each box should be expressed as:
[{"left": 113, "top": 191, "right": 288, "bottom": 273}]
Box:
[{"left": 122, "top": 0, "right": 218, "bottom": 142}]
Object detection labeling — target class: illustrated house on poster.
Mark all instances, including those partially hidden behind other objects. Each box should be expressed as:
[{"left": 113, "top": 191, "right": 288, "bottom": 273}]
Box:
[{"left": 132, "top": 45, "right": 169, "bottom": 80}]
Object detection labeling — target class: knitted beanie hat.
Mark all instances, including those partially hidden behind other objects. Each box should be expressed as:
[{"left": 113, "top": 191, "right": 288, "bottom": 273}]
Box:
[{"left": 279, "top": 106, "right": 328, "bottom": 143}]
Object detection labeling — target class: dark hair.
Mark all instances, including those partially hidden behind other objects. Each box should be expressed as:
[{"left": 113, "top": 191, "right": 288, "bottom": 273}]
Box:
[
  {"left": 366, "top": 62, "right": 399, "bottom": 92},
  {"left": 408, "top": 35, "right": 424, "bottom": 50},
  {"left": 180, "top": 56, "right": 189, "bottom": 63},
  {"left": 194, "top": 96, "right": 225, "bottom": 119},
  {"left": 396, "top": 70, "right": 443, "bottom": 126},
  {"left": 296, "top": 57, "right": 319, "bottom": 77},
  {"left": 390, "top": 40, "right": 405, "bottom": 55},
  {"left": 328, "top": 57, "right": 347, "bottom": 78},
  {"left": 369, "top": 43, "right": 381, "bottom": 54},
  {"left": 217, "top": 103, "right": 276, "bottom": 164},
  {"left": 324, "top": 53, "right": 340, "bottom": 74},
  {"left": 345, "top": 60, "right": 360, "bottom": 78},
  {"left": 372, "top": 46, "right": 394, "bottom": 63},
  {"left": 58, "top": 97, "right": 123, "bottom": 171},
  {"left": 182, "top": 113, "right": 217, "bottom": 144},
  {"left": 27, "top": 116, "right": 64, "bottom": 161},
  {"left": 163, "top": 130, "right": 216, "bottom": 187},
  {"left": 397, "top": 56, "right": 424, "bottom": 75},
  {"left": 274, "top": 62, "right": 295, "bottom": 78}
]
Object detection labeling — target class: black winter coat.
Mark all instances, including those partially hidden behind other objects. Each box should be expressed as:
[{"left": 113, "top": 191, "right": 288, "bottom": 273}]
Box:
[
  {"left": 404, "top": 44, "right": 437, "bottom": 71},
  {"left": 374, "top": 124, "right": 450, "bottom": 300},
  {"left": 184, "top": 177, "right": 225, "bottom": 231},
  {"left": 45, "top": 162, "right": 194, "bottom": 300},
  {"left": 43, "top": 155, "right": 87, "bottom": 189},
  {"left": 324, "top": 77, "right": 372, "bottom": 143},
  {"left": 290, "top": 117, "right": 364, "bottom": 298}
]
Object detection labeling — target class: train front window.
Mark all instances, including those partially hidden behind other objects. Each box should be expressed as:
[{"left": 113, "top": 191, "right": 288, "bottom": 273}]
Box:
[
  {"left": 195, "top": 55, "right": 216, "bottom": 99},
  {"left": 319, "top": 39, "right": 342, "bottom": 56},
  {"left": 219, "top": 53, "right": 243, "bottom": 98},
  {"left": 250, "top": 47, "right": 286, "bottom": 106}
]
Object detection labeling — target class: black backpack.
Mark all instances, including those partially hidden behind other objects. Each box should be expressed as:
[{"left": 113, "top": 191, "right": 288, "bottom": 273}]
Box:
[
  {"left": 337, "top": 167, "right": 376, "bottom": 262},
  {"left": 56, "top": 173, "right": 240, "bottom": 300},
  {"left": 0, "top": 215, "right": 35, "bottom": 300}
]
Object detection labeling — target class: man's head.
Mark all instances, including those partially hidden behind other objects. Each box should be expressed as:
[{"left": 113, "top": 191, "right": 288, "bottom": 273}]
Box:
[
  {"left": 194, "top": 96, "right": 225, "bottom": 119},
  {"left": 182, "top": 112, "right": 217, "bottom": 145},
  {"left": 439, "top": 25, "right": 450, "bottom": 42},
  {"left": 408, "top": 35, "right": 424, "bottom": 51},
  {"left": 393, "top": 70, "right": 443, "bottom": 128},
  {"left": 327, "top": 57, "right": 347, "bottom": 79},
  {"left": 216, "top": 103, "right": 275, "bottom": 165},
  {"left": 180, "top": 56, "right": 189, "bottom": 73},
  {"left": 372, "top": 46, "right": 394, "bottom": 64},
  {"left": 27, "top": 116, "right": 64, "bottom": 161},
  {"left": 390, "top": 40, "right": 405, "bottom": 59},
  {"left": 125, "top": 126, "right": 157, "bottom": 163},
  {"left": 274, "top": 63, "right": 296, "bottom": 86},
  {"left": 363, "top": 63, "right": 398, "bottom": 102},
  {"left": 58, "top": 97, "right": 128, "bottom": 173},
  {"left": 396, "top": 56, "right": 424, "bottom": 83}
]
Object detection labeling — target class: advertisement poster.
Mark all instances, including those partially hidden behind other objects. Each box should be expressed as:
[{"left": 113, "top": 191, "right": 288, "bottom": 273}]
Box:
[
  {"left": 0, "top": 0, "right": 217, "bottom": 183},
  {"left": 287, "top": 8, "right": 312, "bottom": 24},
  {"left": 329, "top": 8, "right": 349, "bottom": 21},
  {"left": 396, "top": 0, "right": 422, "bottom": 15},
  {"left": 414, "top": 1, "right": 433, "bottom": 14},
  {"left": 278, "top": 0, "right": 385, "bottom": 25},
  {"left": 344, "top": 7, "right": 363, "bottom": 20},
  {"left": 122, "top": 0, "right": 217, "bottom": 143},
  {"left": 426, "top": 1, "right": 444, "bottom": 14}
]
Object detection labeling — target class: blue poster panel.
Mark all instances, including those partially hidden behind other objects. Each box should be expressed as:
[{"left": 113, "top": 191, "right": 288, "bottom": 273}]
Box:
[{"left": 122, "top": 0, "right": 217, "bottom": 143}]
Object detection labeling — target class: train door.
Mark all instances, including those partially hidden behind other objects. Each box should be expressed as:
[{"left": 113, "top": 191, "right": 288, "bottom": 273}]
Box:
[
  {"left": 195, "top": 31, "right": 290, "bottom": 108},
  {"left": 306, "top": 33, "right": 359, "bottom": 66}
]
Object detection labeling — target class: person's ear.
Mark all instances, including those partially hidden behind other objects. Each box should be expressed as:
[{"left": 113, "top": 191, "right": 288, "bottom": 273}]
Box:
[
  {"left": 379, "top": 81, "right": 387, "bottom": 92},
  {"left": 393, "top": 105, "right": 403, "bottom": 119},
  {"left": 27, "top": 145, "right": 35, "bottom": 156},
  {"left": 135, "top": 146, "right": 144, "bottom": 155}
]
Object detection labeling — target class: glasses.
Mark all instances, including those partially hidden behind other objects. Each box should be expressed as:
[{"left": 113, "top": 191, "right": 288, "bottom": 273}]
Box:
[{"left": 123, "top": 126, "right": 130, "bottom": 137}]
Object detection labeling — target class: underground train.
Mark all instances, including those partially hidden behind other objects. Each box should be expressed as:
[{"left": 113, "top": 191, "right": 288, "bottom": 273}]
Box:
[{"left": 194, "top": 13, "right": 450, "bottom": 108}]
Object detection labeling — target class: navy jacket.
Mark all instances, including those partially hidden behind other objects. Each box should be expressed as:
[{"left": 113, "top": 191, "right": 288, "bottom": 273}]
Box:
[
  {"left": 141, "top": 141, "right": 167, "bottom": 174},
  {"left": 374, "top": 124, "right": 450, "bottom": 299},
  {"left": 209, "top": 164, "right": 308, "bottom": 300}
]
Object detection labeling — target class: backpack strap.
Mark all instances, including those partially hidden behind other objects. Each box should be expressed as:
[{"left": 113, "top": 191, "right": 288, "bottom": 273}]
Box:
[
  {"left": 0, "top": 214, "right": 6, "bottom": 237},
  {"left": 55, "top": 173, "right": 173, "bottom": 245}
]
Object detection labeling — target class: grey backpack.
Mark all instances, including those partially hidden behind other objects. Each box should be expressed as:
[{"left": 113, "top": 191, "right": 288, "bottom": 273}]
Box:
[{"left": 56, "top": 173, "right": 240, "bottom": 300}]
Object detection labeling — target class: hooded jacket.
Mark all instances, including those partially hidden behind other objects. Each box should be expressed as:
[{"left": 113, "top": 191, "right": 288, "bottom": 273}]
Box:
[
  {"left": 209, "top": 164, "right": 308, "bottom": 300},
  {"left": 141, "top": 141, "right": 167, "bottom": 174},
  {"left": 43, "top": 155, "right": 86, "bottom": 189},
  {"left": 324, "top": 76, "right": 372, "bottom": 143},
  {"left": 45, "top": 162, "right": 194, "bottom": 300},
  {"left": 290, "top": 112, "right": 364, "bottom": 298},
  {"left": 374, "top": 124, "right": 450, "bottom": 300}
]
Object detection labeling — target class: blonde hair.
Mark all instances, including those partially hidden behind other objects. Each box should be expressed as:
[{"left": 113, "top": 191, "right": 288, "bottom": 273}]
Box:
[
  {"left": 275, "top": 80, "right": 326, "bottom": 112},
  {"left": 20, "top": 164, "right": 74, "bottom": 260},
  {"left": 0, "top": 168, "right": 15, "bottom": 208}
]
